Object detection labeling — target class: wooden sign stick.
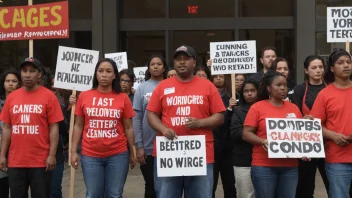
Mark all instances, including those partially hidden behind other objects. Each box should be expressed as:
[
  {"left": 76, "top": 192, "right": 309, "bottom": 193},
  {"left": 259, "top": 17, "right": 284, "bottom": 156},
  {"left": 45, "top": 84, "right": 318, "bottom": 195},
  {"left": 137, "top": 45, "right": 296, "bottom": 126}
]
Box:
[
  {"left": 346, "top": 41, "right": 350, "bottom": 53},
  {"left": 68, "top": 90, "right": 76, "bottom": 198},
  {"left": 231, "top": 74, "right": 237, "bottom": 101}
]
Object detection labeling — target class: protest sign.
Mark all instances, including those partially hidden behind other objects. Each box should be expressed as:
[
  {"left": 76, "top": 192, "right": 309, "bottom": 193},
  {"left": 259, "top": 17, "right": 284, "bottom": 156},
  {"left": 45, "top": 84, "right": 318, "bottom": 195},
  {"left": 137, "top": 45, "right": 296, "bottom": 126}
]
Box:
[
  {"left": 156, "top": 135, "right": 206, "bottom": 177},
  {"left": 54, "top": 46, "right": 99, "bottom": 92},
  {"left": 105, "top": 52, "right": 128, "bottom": 71},
  {"left": 0, "top": 1, "right": 69, "bottom": 41},
  {"left": 210, "top": 40, "right": 257, "bottom": 75},
  {"left": 133, "top": 66, "right": 147, "bottom": 90},
  {"left": 266, "top": 118, "right": 325, "bottom": 158},
  {"left": 327, "top": 7, "right": 352, "bottom": 43}
]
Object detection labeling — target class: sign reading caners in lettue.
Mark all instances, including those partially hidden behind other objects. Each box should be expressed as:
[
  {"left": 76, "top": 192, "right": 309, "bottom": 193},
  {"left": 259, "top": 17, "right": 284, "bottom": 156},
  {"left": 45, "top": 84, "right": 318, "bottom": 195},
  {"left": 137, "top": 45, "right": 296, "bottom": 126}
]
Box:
[
  {"left": 327, "top": 7, "right": 352, "bottom": 42},
  {"left": 54, "top": 46, "right": 99, "bottom": 91},
  {"left": 210, "top": 40, "right": 257, "bottom": 75}
]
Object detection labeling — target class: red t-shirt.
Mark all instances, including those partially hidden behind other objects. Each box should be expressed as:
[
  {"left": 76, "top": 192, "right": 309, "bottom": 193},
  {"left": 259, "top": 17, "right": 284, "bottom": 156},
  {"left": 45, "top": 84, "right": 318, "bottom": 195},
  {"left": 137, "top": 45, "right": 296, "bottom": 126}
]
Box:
[
  {"left": 244, "top": 100, "right": 302, "bottom": 167},
  {"left": 146, "top": 76, "right": 226, "bottom": 164},
  {"left": 75, "top": 89, "right": 135, "bottom": 158},
  {"left": 311, "top": 84, "right": 352, "bottom": 163},
  {"left": 0, "top": 86, "right": 64, "bottom": 168}
]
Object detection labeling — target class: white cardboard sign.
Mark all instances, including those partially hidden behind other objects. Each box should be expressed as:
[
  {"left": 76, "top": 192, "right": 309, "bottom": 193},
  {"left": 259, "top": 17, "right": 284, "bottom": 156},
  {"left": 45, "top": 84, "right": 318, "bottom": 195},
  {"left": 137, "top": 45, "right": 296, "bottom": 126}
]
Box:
[
  {"left": 133, "top": 66, "right": 147, "bottom": 90},
  {"left": 210, "top": 40, "right": 257, "bottom": 75},
  {"left": 327, "top": 7, "right": 352, "bottom": 43},
  {"left": 105, "top": 52, "right": 128, "bottom": 71},
  {"left": 266, "top": 118, "right": 325, "bottom": 158},
  {"left": 54, "top": 46, "right": 99, "bottom": 92},
  {"left": 156, "top": 135, "right": 206, "bottom": 177}
]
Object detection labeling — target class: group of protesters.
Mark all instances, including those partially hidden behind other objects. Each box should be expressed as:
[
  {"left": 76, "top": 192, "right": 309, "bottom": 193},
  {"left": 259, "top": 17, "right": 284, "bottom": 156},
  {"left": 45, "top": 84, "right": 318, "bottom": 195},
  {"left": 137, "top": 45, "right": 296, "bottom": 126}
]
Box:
[{"left": 0, "top": 43, "right": 350, "bottom": 198}]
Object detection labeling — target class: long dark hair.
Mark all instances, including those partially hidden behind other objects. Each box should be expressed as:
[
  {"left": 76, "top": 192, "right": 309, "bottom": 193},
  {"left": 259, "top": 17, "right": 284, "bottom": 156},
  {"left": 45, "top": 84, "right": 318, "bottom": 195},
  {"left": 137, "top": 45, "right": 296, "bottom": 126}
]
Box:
[
  {"left": 303, "top": 55, "right": 326, "bottom": 81},
  {"left": 145, "top": 55, "right": 168, "bottom": 81},
  {"left": 0, "top": 69, "right": 21, "bottom": 99},
  {"left": 239, "top": 78, "right": 259, "bottom": 106},
  {"left": 325, "top": 49, "right": 351, "bottom": 84},
  {"left": 258, "top": 70, "right": 286, "bottom": 101},
  {"left": 92, "top": 58, "right": 121, "bottom": 94}
]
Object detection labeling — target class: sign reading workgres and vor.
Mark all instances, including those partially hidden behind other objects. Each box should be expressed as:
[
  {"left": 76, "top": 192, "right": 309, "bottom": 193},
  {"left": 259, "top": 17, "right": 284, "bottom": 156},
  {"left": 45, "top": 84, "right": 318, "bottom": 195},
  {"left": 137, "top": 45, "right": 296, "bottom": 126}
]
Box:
[
  {"left": 209, "top": 40, "right": 257, "bottom": 75},
  {"left": 327, "top": 7, "right": 352, "bottom": 42},
  {"left": 156, "top": 135, "right": 206, "bottom": 177},
  {"left": 0, "top": 1, "right": 69, "bottom": 41},
  {"left": 266, "top": 118, "right": 325, "bottom": 158},
  {"left": 54, "top": 46, "right": 99, "bottom": 92}
]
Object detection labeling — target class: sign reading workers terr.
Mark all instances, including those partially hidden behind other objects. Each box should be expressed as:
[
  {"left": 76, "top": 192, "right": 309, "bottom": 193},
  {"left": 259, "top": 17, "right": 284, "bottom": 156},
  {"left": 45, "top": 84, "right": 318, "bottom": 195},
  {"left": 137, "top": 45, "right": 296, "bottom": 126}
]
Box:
[
  {"left": 266, "top": 118, "right": 325, "bottom": 159},
  {"left": 210, "top": 40, "right": 257, "bottom": 75},
  {"left": 156, "top": 135, "right": 206, "bottom": 177},
  {"left": 54, "top": 46, "right": 99, "bottom": 92},
  {"left": 327, "top": 7, "right": 352, "bottom": 42}
]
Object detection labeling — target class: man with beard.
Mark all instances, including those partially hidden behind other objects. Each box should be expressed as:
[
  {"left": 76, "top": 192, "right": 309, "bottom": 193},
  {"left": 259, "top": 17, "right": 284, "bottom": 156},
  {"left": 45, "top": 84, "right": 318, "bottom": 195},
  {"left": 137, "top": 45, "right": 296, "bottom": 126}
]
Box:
[
  {"left": 249, "top": 46, "right": 277, "bottom": 84},
  {"left": 147, "top": 45, "right": 226, "bottom": 198},
  {"left": 0, "top": 57, "right": 64, "bottom": 198}
]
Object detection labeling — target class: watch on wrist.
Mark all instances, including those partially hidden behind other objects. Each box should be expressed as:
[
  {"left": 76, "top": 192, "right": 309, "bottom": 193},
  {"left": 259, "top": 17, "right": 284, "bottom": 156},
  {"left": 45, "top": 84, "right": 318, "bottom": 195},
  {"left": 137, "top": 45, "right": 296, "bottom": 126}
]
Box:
[{"left": 227, "top": 107, "right": 233, "bottom": 111}]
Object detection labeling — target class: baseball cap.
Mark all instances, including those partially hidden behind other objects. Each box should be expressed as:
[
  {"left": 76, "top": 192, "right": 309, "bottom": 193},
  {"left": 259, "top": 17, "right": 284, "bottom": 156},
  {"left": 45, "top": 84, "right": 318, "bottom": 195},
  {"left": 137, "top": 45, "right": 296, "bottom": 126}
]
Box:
[
  {"left": 173, "top": 45, "right": 196, "bottom": 60},
  {"left": 20, "top": 57, "right": 42, "bottom": 70}
]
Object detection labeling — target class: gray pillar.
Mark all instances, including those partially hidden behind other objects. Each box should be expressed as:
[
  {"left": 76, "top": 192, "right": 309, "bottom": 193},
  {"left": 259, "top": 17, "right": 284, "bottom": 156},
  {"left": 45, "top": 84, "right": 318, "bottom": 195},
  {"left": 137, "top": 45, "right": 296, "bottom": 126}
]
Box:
[
  {"left": 103, "top": 0, "right": 119, "bottom": 54},
  {"left": 92, "top": 0, "right": 103, "bottom": 57},
  {"left": 295, "top": 0, "right": 316, "bottom": 84}
]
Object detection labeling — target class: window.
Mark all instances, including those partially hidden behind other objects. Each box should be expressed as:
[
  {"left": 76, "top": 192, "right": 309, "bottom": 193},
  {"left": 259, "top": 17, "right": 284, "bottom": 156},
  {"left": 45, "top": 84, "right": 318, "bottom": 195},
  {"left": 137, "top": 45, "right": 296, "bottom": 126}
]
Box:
[
  {"left": 173, "top": 31, "right": 234, "bottom": 66},
  {"left": 170, "top": 0, "right": 234, "bottom": 18},
  {"left": 239, "top": 30, "right": 295, "bottom": 76},
  {"left": 121, "top": 31, "right": 165, "bottom": 67},
  {"left": 316, "top": 32, "right": 351, "bottom": 56},
  {"left": 316, "top": 0, "right": 352, "bottom": 18},
  {"left": 122, "top": 0, "right": 165, "bottom": 18},
  {"left": 68, "top": 0, "right": 92, "bottom": 20},
  {"left": 239, "top": 0, "right": 294, "bottom": 17}
]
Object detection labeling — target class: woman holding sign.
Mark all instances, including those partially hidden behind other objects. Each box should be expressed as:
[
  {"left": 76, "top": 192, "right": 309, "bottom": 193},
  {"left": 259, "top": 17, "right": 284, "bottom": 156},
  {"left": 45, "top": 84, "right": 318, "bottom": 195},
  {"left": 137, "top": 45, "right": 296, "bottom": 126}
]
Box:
[
  {"left": 242, "top": 70, "right": 308, "bottom": 198},
  {"left": 291, "top": 55, "right": 329, "bottom": 198},
  {"left": 310, "top": 49, "right": 352, "bottom": 198},
  {"left": 70, "top": 58, "right": 137, "bottom": 198}
]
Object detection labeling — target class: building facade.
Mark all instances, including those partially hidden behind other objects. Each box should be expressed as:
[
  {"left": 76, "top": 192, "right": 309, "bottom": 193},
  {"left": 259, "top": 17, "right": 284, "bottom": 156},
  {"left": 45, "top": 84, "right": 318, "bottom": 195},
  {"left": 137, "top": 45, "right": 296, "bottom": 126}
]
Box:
[{"left": 0, "top": 0, "right": 351, "bottom": 83}]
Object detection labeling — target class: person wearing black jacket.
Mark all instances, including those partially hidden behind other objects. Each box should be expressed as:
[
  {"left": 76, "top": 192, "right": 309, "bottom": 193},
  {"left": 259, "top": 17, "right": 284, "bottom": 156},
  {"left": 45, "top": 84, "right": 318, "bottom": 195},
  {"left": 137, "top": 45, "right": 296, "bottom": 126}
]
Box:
[
  {"left": 230, "top": 79, "right": 258, "bottom": 198},
  {"left": 212, "top": 74, "right": 237, "bottom": 198},
  {"left": 291, "top": 55, "right": 328, "bottom": 198}
]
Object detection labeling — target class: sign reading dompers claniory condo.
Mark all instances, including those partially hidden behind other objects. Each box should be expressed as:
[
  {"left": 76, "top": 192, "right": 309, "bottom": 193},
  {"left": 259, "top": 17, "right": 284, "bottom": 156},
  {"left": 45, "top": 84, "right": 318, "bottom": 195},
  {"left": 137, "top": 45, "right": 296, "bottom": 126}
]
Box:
[{"left": 0, "top": 1, "right": 69, "bottom": 41}]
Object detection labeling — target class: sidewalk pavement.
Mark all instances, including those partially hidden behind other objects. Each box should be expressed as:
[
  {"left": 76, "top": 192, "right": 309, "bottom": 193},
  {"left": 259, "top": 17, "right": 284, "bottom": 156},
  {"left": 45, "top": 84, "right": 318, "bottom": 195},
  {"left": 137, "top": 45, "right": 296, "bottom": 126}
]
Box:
[{"left": 61, "top": 163, "right": 328, "bottom": 198}]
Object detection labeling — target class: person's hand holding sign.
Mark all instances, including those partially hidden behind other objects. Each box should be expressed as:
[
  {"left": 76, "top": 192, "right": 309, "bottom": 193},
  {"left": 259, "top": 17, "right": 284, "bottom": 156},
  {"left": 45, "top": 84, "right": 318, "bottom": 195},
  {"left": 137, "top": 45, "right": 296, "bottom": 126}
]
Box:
[
  {"left": 229, "top": 98, "right": 237, "bottom": 109},
  {"left": 162, "top": 128, "right": 178, "bottom": 140},
  {"left": 207, "top": 59, "right": 212, "bottom": 68},
  {"left": 261, "top": 139, "right": 268, "bottom": 151},
  {"left": 185, "top": 117, "right": 202, "bottom": 129}
]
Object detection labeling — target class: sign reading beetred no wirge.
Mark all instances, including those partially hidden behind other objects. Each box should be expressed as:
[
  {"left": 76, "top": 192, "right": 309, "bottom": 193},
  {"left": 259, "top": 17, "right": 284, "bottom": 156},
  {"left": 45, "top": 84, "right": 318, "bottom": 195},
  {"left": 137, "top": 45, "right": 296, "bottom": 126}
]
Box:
[{"left": 0, "top": 1, "right": 69, "bottom": 41}]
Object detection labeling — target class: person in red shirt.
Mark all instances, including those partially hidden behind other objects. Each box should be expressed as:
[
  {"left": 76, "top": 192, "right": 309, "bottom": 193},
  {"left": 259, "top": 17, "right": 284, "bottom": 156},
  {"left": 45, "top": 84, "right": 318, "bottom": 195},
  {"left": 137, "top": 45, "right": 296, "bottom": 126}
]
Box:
[
  {"left": 0, "top": 57, "right": 63, "bottom": 198},
  {"left": 147, "top": 45, "right": 225, "bottom": 198},
  {"left": 70, "top": 58, "right": 137, "bottom": 198},
  {"left": 310, "top": 49, "right": 352, "bottom": 198},
  {"left": 243, "top": 70, "right": 308, "bottom": 198}
]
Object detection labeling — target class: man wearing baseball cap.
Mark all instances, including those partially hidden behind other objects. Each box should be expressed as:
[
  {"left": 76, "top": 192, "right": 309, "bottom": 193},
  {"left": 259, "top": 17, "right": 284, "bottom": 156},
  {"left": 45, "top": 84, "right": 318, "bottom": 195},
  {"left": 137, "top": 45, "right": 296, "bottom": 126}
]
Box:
[
  {"left": 147, "top": 46, "right": 226, "bottom": 198},
  {"left": 0, "top": 57, "right": 64, "bottom": 198}
]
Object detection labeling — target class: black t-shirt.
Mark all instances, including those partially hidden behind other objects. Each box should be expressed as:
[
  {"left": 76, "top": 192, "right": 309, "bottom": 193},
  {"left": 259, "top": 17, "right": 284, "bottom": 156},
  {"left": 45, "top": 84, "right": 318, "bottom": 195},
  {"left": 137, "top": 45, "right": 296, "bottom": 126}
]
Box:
[{"left": 291, "top": 82, "right": 325, "bottom": 112}]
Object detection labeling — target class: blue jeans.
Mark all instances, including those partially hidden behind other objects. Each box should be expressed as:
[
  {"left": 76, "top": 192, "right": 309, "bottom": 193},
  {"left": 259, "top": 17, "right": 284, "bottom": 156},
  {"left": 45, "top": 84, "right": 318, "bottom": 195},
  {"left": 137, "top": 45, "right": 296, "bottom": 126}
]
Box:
[
  {"left": 326, "top": 163, "right": 352, "bottom": 198},
  {"left": 153, "top": 158, "right": 213, "bottom": 198},
  {"left": 81, "top": 151, "right": 129, "bottom": 198},
  {"left": 251, "top": 166, "right": 298, "bottom": 198},
  {"left": 51, "top": 162, "right": 64, "bottom": 198}
]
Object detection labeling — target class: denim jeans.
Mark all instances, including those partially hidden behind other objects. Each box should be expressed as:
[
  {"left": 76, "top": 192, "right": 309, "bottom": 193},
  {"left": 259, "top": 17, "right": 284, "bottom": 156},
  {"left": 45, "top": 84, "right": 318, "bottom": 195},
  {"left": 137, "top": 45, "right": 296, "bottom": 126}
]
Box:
[
  {"left": 251, "top": 166, "right": 298, "bottom": 198},
  {"left": 51, "top": 162, "right": 64, "bottom": 198},
  {"left": 153, "top": 158, "right": 213, "bottom": 198},
  {"left": 325, "top": 163, "right": 352, "bottom": 198},
  {"left": 81, "top": 151, "right": 130, "bottom": 198}
]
